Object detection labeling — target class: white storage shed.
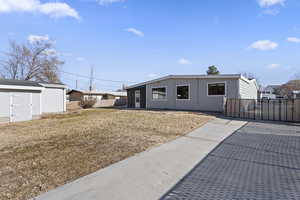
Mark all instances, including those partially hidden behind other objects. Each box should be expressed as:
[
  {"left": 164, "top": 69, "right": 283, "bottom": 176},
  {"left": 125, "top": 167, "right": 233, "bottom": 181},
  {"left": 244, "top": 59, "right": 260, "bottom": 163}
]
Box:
[
  {"left": 39, "top": 83, "right": 67, "bottom": 113},
  {"left": 0, "top": 79, "right": 67, "bottom": 123}
]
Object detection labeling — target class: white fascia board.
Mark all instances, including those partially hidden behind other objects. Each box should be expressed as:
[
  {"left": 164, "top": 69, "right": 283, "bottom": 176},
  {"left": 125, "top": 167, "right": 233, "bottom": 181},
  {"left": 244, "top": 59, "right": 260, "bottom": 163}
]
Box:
[
  {"left": 39, "top": 83, "right": 68, "bottom": 89},
  {"left": 126, "top": 74, "right": 242, "bottom": 90},
  {"left": 125, "top": 75, "right": 172, "bottom": 90},
  {"left": 0, "top": 85, "right": 44, "bottom": 91}
]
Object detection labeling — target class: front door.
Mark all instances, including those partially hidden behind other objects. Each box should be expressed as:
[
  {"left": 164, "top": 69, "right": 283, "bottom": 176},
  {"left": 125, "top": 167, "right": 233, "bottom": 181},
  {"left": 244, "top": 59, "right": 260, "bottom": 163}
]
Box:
[{"left": 135, "top": 90, "right": 141, "bottom": 108}]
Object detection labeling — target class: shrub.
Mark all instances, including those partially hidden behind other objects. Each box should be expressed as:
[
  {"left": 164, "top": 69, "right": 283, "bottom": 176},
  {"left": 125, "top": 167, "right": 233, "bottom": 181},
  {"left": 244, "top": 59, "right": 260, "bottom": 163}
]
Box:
[{"left": 79, "top": 98, "right": 97, "bottom": 109}]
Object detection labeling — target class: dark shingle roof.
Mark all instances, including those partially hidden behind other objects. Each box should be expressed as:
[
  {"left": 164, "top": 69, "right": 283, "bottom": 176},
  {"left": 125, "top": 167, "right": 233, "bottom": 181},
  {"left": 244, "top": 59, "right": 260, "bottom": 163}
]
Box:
[{"left": 0, "top": 79, "right": 43, "bottom": 87}]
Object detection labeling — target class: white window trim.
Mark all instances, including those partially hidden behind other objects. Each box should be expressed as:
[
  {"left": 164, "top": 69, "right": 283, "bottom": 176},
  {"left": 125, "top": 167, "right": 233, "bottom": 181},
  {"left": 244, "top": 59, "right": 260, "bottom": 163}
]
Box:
[
  {"left": 207, "top": 82, "right": 227, "bottom": 97},
  {"left": 176, "top": 84, "right": 191, "bottom": 100},
  {"left": 151, "top": 86, "right": 168, "bottom": 101}
]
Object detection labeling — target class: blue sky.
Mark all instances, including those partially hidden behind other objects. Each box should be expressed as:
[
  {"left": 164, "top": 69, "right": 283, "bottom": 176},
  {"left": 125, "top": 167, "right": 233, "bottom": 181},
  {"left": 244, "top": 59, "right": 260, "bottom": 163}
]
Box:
[{"left": 0, "top": 0, "right": 300, "bottom": 91}]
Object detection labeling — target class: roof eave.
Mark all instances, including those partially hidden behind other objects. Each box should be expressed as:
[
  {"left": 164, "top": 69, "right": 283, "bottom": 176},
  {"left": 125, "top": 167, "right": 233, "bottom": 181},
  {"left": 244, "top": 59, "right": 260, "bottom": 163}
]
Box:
[
  {"left": 126, "top": 74, "right": 243, "bottom": 90},
  {"left": 0, "top": 85, "right": 44, "bottom": 91},
  {"left": 39, "top": 83, "right": 67, "bottom": 89}
]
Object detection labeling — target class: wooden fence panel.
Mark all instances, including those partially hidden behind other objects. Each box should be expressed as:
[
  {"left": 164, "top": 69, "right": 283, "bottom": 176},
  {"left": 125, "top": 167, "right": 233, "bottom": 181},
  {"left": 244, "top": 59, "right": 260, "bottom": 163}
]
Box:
[
  {"left": 295, "top": 99, "right": 300, "bottom": 122},
  {"left": 225, "top": 98, "right": 300, "bottom": 123}
]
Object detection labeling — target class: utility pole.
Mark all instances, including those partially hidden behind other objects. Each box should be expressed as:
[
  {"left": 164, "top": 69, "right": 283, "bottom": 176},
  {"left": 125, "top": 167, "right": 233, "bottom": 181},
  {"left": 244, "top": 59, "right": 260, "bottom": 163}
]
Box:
[
  {"left": 89, "top": 65, "right": 94, "bottom": 92},
  {"left": 75, "top": 80, "right": 78, "bottom": 89}
]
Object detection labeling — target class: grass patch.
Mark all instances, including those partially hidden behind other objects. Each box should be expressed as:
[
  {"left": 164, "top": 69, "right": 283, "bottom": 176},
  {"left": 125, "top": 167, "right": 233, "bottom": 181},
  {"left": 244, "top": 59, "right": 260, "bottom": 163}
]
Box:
[{"left": 0, "top": 108, "right": 213, "bottom": 200}]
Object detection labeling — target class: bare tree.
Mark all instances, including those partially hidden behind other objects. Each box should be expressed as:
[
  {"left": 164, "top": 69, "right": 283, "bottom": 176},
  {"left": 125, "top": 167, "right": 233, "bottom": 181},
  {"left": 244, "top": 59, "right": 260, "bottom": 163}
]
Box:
[{"left": 0, "top": 40, "right": 63, "bottom": 83}]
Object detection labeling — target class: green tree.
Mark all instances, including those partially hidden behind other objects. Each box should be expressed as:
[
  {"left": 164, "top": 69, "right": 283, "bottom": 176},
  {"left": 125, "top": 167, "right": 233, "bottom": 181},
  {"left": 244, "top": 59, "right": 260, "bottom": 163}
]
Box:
[{"left": 206, "top": 65, "right": 220, "bottom": 75}]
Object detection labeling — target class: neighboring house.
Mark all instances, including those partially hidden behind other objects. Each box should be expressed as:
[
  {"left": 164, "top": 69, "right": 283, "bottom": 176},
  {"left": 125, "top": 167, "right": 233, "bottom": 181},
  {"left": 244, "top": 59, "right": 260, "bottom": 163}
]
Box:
[
  {"left": 0, "top": 79, "right": 67, "bottom": 123},
  {"left": 126, "top": 74, "right": 258, "bottom": 112},
  {"left": 259, "top": 85, "right": 281, "bottom": 99},
  {"left": 67, "top": 90, "right": 127, "bottom": 107},
  {"left": 293, "top": 90, "right": 300, "bottom": 99}
]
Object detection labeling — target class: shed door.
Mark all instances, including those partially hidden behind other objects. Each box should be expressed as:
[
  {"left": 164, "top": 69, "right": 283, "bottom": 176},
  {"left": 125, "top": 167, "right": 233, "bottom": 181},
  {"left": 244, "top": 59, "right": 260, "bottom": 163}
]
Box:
[{"left": 11, "top": 92, "right": 32, "bottom": 122}]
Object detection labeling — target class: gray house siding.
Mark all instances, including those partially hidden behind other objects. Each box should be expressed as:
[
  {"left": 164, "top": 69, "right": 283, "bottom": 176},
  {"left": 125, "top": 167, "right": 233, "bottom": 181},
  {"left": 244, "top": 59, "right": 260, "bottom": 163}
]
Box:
[{"left": 146, "top": 78, "right": 239, "bottom": 112}]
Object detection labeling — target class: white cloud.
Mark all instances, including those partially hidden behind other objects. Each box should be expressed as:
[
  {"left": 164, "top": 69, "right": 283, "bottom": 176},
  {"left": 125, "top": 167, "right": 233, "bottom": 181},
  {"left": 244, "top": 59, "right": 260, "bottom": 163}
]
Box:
[
  {"left": 97, "top": 0, "right": 125, "bottom": 5},
  {"left": 257, "top": 0, "right": 285, "bottom": 7},
  {"left": 125, "top": 28, "right": 144, "bottom": 37},
  {"left": 287, "top": 37, "right": 300, "bottom": 43},
  {"left": 178, "top": 58, "right": 192, "bottom": 65},
  {"left": 38, "top": 2, "right": 80, "bottom": 19},
  {"left": 249, "top": 40, "right": 278, "bottom": 50},
  {"left": 267, "top": 64, "right": 280, "bottom": 69},
  {"left": 0, "top": 0, "right": 80, "bottom": 19},
  {"left": 27, "top": 34, "right": 49, "bottom": 43}
]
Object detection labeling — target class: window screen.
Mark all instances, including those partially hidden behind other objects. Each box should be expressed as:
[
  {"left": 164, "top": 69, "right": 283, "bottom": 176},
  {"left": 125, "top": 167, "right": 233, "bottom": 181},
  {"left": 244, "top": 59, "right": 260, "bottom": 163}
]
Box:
[
  {"left": 208, "top": 83, "right": 225, "bottom": 96},
  {"left": 177, "top": 85, "right": 189, "bottom": 99},
  {"left": 152, "top": 87, "right": 167, "bottom": 100}
]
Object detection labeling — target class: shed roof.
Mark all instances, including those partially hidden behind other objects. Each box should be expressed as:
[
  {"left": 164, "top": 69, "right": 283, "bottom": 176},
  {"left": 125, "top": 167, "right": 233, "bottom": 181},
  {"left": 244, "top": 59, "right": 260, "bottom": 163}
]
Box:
[
  {"left": 0, "top": 79, "right": 43, "bottom": 87},
  {"left": 0, "top": 79, "right": 66, "bottom": 91}
]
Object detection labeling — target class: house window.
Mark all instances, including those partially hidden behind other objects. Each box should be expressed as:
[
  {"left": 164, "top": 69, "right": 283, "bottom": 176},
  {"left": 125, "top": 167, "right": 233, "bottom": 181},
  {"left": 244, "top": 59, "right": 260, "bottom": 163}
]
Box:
[
  {"left": 152, "top": 87, "right": 167, "bottom": 100},
  {"left": 177, "top": 85, "right": 189, "bottom": 99},
  {"left": 208, "top": 83, "right": 225, "bottom": 96}
]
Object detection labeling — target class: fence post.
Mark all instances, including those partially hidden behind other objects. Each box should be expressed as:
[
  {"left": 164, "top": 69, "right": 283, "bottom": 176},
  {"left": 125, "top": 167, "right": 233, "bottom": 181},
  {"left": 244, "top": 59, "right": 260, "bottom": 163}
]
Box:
[
  {"left": 233, "top": 98, "right": 236, "bottom": 118},
  {"left": 239, "top": 99, "right": 241, "bottom": 118},
  {"left": 286, "top": 100, "right": 288, "bottom": 122},
  {"left": 268, "top": 99, "right": 270, "bottom": 121},
  {"left": 261, "top": 99, "right": 263, "bottom": 120},
  {"left": 273, "top": 100, "right": 275, "bottom": 121},
  {"left": 247, "top": 100, "right": 250, "bottom": 119},
  {"left": 224, "top": 97, "right": 227, "bottom": 116},
  {"left": 254, "top": 99, "right": 256, "bottom": 120},
  {"left": 279, "top": 100, "right": 281, "bottom": 121},
  {"left": 292, "top": 99, "right": 294, "bottom": 122}
]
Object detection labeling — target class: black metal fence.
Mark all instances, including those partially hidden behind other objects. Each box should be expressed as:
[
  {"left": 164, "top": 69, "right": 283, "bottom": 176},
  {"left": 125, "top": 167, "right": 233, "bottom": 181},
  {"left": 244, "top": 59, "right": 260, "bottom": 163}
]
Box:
[{"left": 225, "top": 98, "right": 300, "bottom": 123}]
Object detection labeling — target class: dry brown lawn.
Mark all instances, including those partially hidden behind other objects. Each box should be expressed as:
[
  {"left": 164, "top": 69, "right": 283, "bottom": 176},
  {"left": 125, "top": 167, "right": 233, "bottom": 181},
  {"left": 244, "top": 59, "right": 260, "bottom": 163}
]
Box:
[{"left": 0, "top": 108, "right": 213, "bottom": 200}]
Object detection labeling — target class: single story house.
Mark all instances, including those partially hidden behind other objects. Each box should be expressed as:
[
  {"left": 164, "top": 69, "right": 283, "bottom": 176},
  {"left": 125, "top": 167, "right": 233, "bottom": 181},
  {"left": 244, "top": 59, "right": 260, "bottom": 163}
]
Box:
[
  {"left": 259, "top": 85, "right": 281, "bottom": 99},
  {"left": 293, "top": 90, "right": 300, "bottom": 99},
  {"left": 67, "top": 90, "right": 127, "bottom": 101},
  {"left": 67, "top": 90, "right": 127, "bottom": 107},
  {"left": 126, "top": 74, "right": 258, "bottom": 112},
  {"left": 0, "top": 79, "right": 67, "bottom": 123}
]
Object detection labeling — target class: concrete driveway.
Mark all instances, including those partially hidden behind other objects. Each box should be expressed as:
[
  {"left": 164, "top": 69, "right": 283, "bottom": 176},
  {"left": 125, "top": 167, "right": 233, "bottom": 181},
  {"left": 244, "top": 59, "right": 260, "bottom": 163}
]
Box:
[{"left": 161, "top": 121, "right": 300, "bottom": 200}]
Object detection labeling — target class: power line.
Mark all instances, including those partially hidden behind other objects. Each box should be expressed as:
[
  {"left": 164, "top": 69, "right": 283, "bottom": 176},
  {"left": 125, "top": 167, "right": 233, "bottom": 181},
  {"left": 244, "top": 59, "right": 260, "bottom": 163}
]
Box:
[
  {"left": 59, "top": 70, "right": 136, "bottom": 84},
  {"left": 61, "top": 75, "right": 123, "bottom": 89}
]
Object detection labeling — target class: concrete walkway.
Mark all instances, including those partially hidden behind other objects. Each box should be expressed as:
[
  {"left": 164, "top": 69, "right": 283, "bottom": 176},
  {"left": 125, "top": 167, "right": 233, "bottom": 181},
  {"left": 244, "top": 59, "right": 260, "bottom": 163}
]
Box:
[{"left": 34, "top": 118, "right": 246, "bottom": 200}]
